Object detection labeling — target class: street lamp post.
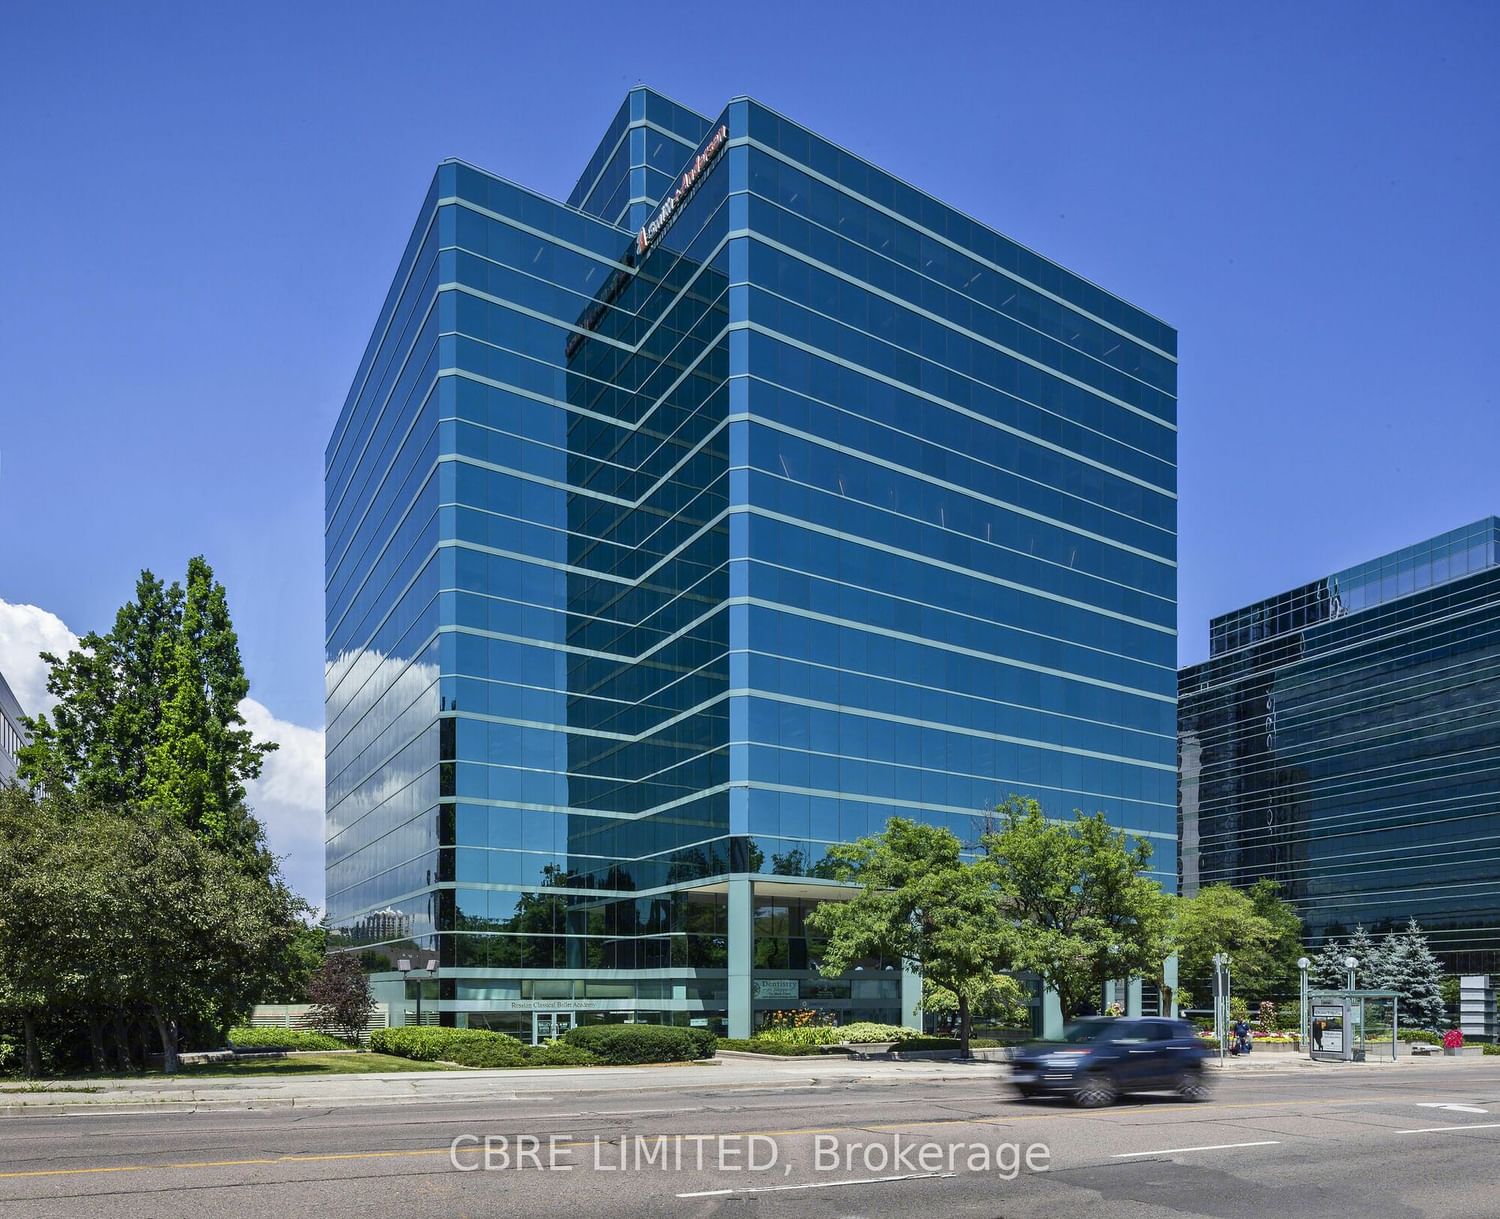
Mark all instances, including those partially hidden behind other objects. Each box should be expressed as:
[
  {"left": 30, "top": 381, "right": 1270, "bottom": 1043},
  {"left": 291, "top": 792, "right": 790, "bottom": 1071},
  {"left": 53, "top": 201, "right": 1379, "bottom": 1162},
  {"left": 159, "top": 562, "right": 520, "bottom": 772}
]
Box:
[
  {"left": 1344, "top": 955, "right": 1358, "bottom": 994},
  {"left": 395, "top": 957, "right": 440, "bottom": 1026},
  {"left": 396, "top": 958, "right": 413, "bottom": 1025},
  {"left": 1107, "top": 943, "right": 1121, "bottom": 1013},
  {"left": 1297, "top": 956, "right": 1311, "bottom": 1046},
  {"left": 1212, "top": 952, "right": 1231, "bottom": 1065}
]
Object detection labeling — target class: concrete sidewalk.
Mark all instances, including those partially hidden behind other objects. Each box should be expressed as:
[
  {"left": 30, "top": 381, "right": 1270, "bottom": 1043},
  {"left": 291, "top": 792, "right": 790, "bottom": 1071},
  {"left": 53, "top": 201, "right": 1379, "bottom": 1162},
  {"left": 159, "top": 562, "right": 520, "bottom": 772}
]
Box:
[
  {"left": 0, "top": 1055, "right": 1011, "bottom": 1115},
  {"left": 2, "top": 1049, "right": 1490, "bottom": 1115},
  {"left": 1204, "top": 1050, "right": 1494, "bottom": 1073}
]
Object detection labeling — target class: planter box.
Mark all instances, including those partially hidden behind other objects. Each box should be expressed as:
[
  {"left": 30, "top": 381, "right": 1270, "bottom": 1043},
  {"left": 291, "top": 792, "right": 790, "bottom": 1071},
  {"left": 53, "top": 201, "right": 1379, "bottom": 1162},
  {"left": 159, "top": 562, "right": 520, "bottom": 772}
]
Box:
[{"left": 838, "top": 1041, "right": 898, "bottom": 1057}]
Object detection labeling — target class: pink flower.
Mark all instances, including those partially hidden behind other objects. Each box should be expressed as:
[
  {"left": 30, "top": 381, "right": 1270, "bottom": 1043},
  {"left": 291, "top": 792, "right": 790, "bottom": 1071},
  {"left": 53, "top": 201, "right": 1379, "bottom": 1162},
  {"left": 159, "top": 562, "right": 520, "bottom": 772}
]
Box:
[{"left": 1443, "top": 1029, "right": 1464, "bottom": 1050}]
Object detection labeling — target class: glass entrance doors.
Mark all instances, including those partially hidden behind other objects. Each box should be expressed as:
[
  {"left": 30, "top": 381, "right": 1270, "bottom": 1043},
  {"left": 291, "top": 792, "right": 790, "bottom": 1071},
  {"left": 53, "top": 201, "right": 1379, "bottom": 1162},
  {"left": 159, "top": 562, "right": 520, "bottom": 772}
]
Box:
[{"left": 531, "top": 1010, "right": 576, "bottom": 1045}]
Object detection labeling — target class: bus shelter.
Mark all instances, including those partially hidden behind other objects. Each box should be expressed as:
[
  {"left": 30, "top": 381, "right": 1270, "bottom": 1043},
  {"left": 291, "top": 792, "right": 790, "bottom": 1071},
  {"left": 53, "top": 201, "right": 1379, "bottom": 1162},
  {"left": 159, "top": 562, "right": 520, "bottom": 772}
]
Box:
[{"left": 1307, "top": 990, "right": 1399, "bottom": 1062}]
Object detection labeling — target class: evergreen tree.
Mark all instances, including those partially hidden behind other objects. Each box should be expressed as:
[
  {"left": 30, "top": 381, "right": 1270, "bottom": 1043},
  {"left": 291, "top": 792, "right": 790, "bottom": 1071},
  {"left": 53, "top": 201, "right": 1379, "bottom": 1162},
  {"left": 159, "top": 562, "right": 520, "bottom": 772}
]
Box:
[
  {"left": 1343, "top": 924, "right": 1391, "bottom": 989},
  {"left": 1381, "top": 920, "right": 1447, "bottom": 1032},
  {"left": 1309, "top": 937, "right": 1348, "bottom": 991},
  {"left": 1309, "top": 925, "right": 1391, "bottom": 993}
]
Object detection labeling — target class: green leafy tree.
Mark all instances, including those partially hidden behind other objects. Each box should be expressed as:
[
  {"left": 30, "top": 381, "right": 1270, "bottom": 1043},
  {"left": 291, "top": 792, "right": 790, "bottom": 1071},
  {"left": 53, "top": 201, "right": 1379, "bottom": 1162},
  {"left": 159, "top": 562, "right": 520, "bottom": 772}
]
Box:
[
  {"left": 257, "top": 921, "right": 328, "bottom": 1003},
  {"left": 984, "top": 797, "right": 1175, "bottom": 1021},
  {"left": 805, "top": 818, "right": 1013, "bottom": 1056},
  {"left": 1247, "top": 879, "right": 1305, "bottom": 998},
  {"left": 924, "top": 973, "right": 1030, "bottom": 1032},
  {"left": 1174, "top": 882, "right": 1305, "bottom": 1006},
  {"left": 15, "top": 573, "right": 180, "bottom": 804},
  {"left": 0, "top": 789, "right": 79, "bottom": 1075},
  {"left": 18, "top": 557, "right": 276, "bottom": 861},
  {"left": 108, "top": 809, "right": 306, "bottom": 1071},
  {"left": 1440, "top": 975, "right": 1461, "bottom": 1022},
  {"left": 1380, "top": 920, "right": 1447, "bottom": 1032},
  {"left": 0, "top": 788, "right": 305, "bottom": 1075}
]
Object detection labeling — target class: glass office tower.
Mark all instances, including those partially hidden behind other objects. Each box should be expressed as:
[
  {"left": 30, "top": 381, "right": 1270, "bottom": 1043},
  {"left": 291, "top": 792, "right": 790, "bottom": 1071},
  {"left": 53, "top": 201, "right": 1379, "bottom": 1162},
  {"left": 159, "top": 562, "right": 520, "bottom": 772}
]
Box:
[
  {"left": 1180, "top": 518, "right": 1500, "bottom": 973},
  {"left": 325, "top": 88, "right": 1178, "bottom": 1039}
]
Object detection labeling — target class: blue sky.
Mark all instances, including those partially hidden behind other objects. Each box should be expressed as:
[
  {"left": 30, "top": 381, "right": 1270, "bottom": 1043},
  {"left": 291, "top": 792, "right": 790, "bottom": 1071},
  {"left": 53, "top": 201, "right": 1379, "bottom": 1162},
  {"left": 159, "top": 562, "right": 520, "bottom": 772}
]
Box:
[{"left": 1, "top": 1, "right": 1496, "bottom": 902}]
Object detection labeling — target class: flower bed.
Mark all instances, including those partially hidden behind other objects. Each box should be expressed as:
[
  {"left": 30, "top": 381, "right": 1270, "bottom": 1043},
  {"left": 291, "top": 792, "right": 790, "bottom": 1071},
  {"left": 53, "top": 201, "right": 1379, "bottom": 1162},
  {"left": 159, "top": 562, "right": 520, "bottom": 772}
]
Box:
[{"left": 753, "top": 1022, "right": 923, "bottom": 1048}]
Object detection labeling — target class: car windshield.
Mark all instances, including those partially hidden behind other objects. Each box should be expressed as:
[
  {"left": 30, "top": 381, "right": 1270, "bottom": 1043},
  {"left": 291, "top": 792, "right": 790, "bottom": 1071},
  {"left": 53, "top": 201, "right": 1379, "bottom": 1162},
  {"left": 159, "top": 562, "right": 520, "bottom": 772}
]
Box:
[{"left": 1059, "top": 1020, "right": 1117, "bottom": 1044}]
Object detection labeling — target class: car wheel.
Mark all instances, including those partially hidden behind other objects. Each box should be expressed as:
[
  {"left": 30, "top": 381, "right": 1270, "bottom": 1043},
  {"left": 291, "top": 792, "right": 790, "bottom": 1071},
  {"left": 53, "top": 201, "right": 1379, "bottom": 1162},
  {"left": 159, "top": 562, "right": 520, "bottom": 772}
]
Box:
[
  {"left": 1074, "top": 1071, "right": 1118, "bottom": 1108},
  {"left": 1175, "top": 1069, "right": 1210, "bottom": 1101},
  {"left": 1013, "top": 1085, "right": 1041, "bottom": 1098}
]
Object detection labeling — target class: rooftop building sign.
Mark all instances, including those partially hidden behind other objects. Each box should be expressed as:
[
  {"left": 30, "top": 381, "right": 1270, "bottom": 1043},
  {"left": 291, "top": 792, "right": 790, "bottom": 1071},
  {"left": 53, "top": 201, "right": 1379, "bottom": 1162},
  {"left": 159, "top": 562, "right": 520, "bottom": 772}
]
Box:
[{"left": 636, "top": 123, "right": 728, "bottom": 256}]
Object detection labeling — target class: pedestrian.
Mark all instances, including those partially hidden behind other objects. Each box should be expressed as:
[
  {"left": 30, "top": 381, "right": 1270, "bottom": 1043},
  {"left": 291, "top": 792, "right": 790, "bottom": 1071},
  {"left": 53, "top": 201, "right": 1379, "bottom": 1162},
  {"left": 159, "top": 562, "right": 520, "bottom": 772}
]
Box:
[
  {"left": 1233, "top": 1017, "right": 1250, "bottom": 1055},
  {"left": 1312, "top": 1018, "right": 1324, "bottom": 1051}
]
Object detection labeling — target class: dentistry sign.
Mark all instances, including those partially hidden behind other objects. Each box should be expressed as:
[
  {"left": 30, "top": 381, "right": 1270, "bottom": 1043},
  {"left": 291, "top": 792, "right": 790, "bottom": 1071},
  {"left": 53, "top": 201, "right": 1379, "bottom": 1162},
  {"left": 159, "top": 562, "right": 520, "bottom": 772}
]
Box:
[{"left": 636, "top": 123, "right": 729, "bottom": 256}]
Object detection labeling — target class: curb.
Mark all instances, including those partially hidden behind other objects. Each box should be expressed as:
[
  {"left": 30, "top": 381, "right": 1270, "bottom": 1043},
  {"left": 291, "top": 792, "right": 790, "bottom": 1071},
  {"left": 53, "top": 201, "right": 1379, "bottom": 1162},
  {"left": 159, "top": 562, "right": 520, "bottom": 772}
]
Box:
[{"left": 0, "top": 1064, "right": 1013, "bottom": 1116}]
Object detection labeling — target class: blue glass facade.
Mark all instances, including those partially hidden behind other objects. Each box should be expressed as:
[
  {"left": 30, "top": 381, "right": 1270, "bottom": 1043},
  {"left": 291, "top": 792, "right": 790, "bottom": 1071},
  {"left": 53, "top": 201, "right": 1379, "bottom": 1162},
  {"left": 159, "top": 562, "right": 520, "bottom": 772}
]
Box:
[
  {"left": 326, "top": 88, "right": 1178, "bottom": 1038},
  {"left": 1180, "top": 518, "right": 1500, "bottom": 972}
]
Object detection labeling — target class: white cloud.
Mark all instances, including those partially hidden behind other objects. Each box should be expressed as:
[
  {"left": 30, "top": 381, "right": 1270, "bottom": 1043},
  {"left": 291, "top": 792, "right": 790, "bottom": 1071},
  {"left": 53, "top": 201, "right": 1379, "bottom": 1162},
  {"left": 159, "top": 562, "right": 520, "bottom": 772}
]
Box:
[
  {"left": 241, "top": 697, "right": 326, "bottom": 911},
  {"left": 0, "top": 598, "right": 326, "bottom": 910},
  {"left": 0, "top": 599, "right": 80, "bottom": 715}
]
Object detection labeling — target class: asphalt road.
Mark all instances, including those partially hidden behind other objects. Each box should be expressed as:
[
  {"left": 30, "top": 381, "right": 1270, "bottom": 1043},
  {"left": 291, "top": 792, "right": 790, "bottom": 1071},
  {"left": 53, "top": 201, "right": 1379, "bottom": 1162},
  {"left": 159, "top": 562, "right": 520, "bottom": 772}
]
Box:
[{"left": 4, "top": 1062, "right": 1500, "bottom": 1217}]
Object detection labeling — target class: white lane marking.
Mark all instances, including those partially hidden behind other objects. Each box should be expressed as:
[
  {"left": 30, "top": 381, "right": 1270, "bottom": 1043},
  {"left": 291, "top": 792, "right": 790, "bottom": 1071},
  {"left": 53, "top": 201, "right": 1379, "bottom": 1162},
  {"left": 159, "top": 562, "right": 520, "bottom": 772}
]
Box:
[
  {"left": 1397, "top": 1122, "right": 1500, "bottom": 1134},
  {"left": 591, "top": 1107, "right": 700, "bottom": 1116},
  {"left": 1113, "top": 1140, "right": 1281, "bottom": 1158},
  {"left": 1415, "top": 1103, "right": 1489, "bottom": 1114},
  {"left": 677, "top": 1171, "right": 955, "bottom": 1197}
]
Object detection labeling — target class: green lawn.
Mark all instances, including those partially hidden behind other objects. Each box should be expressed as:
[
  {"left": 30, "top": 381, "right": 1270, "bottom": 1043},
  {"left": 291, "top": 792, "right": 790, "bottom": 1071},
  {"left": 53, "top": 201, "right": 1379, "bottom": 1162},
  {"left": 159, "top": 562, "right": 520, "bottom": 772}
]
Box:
[{"left": 179, "top": 1053, "right": 456, "bottom": 1076}]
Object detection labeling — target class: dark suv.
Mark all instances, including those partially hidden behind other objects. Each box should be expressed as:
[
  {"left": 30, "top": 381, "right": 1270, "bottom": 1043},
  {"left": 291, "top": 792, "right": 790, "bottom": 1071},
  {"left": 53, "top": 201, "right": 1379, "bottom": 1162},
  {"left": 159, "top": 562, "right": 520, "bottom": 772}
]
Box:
[{"left": 1009, "top": 1016, "right": 1211, "bottom": 1107}]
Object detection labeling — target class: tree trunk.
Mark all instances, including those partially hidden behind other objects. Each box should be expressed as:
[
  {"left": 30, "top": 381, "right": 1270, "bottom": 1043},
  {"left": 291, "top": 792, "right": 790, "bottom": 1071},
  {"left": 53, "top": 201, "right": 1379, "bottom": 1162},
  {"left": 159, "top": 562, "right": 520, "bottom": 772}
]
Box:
[
  {"left": 87, "top": 1013, "right": 108, "bottom": 1074},
  {"left": 21, "top": 1012, "right": 41, "bottom": 1078},
  {"left": 136, "top": 1016, "right": 153, "bottom": 1067},
  {"left": 152, "top": 1008, "right": 180, "bottom": 1074},
  {"left": 112, "top": 1012, "right": 134, "bottom": 1072},
  {"left": 958, "top": 994, "right": 971, "bottom": 1059}
]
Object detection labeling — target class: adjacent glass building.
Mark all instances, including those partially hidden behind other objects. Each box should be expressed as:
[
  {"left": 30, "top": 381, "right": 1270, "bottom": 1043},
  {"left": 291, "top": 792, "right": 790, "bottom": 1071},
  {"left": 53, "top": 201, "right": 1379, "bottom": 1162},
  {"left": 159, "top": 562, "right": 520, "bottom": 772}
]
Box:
[
  {"left": 1180, "top": 518, "right": 1500, "bottom": 973},
  {"left": 0, "top": 669, "right": 23, "bottom": 785},
  {"left": 325, "top": 88, "right": 1178, "bottom": 1039}
]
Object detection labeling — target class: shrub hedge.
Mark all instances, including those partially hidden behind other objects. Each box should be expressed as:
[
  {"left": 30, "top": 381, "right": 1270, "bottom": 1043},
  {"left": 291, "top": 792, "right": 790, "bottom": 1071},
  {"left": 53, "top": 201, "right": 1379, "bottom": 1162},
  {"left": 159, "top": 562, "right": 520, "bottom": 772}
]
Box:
[
  {"left": 716, "top": 1039, "right": 845, "bottom": 1056},
  {"left": 1397, "top": 1029, "right": 1444, "bottom": 1046},
  {"left": 893, "top": 1036, "right": 1003, "bottom": 1052},
  {"left": 370, "top": 1026, "right": 528, "bottom": 1067},
  {"left": 369, "top": 1023, "right": 718, "bottom": 1068},
  {"left": 227, "top": 1027, "right": 349, "bottom": 1052},
  {"left": 562, "top": 1024, "right": 715, "bottom": 1064},
  {"left": 525, "top": 1041, "right": 599, "bottom": 1066}
]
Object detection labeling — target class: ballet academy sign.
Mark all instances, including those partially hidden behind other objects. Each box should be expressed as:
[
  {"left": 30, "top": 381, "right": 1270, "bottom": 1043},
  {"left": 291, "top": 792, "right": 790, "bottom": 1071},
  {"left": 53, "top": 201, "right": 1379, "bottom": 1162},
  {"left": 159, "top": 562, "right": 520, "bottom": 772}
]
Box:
[{"left": 636, "top": 123, "right": 729, "bottom": 256}]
